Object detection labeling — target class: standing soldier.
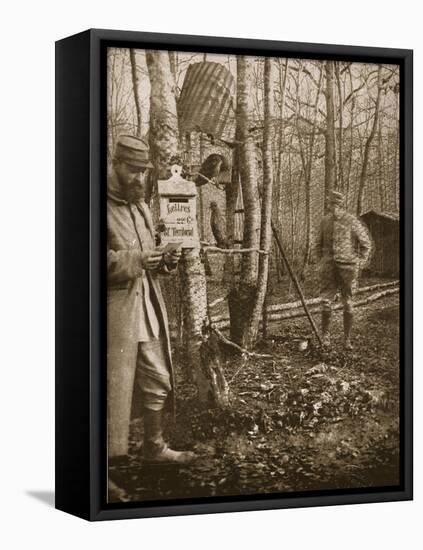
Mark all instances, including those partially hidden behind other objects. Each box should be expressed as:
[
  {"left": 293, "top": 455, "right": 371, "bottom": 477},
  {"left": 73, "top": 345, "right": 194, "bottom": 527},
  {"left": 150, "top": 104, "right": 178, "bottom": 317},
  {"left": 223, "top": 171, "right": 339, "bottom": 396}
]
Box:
[
  {"left": 317, "top": 191, "right": 372, "bottom": 350},
  {"left": 107, "top": 135, "right": 195, "bottom": 489}
]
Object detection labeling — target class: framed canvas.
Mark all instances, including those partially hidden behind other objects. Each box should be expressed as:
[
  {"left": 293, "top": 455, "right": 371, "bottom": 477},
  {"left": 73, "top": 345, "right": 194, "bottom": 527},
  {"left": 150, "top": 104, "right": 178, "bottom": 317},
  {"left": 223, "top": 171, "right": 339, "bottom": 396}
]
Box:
[{"left": 55, "top": 29, "right": 413, "bottom": 521}]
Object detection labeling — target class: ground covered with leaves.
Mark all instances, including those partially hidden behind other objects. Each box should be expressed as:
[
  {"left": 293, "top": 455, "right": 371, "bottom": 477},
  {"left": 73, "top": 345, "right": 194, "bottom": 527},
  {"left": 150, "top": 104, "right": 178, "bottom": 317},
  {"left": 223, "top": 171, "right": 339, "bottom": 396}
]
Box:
[{"left": 109, "top": 293, "right": 400, "bottom": 503}]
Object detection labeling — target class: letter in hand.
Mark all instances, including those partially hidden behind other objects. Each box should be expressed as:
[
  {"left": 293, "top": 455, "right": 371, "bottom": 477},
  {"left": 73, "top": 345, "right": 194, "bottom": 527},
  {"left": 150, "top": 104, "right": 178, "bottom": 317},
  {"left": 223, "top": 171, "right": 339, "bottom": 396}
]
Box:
[
  {"left": 163, "top": 242, "right": 182, "bottom": 269},
  {"left": 142, "top": 248, "right": 164, "bottom": 271}
]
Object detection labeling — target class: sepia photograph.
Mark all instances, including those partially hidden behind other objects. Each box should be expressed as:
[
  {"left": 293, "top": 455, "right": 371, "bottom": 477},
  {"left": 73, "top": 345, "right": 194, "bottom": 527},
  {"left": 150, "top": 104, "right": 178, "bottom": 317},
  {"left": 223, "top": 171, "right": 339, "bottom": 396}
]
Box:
[{"left": 106, "top": 46, "right": 402, "bottom": 504}]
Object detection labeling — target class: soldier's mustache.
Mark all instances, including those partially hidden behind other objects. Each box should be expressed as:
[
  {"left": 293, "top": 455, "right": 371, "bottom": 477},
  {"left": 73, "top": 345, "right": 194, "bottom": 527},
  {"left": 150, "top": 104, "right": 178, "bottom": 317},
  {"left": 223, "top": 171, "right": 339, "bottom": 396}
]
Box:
[{"left": 127, "top": 181, "right": 144, "bottom": 192}]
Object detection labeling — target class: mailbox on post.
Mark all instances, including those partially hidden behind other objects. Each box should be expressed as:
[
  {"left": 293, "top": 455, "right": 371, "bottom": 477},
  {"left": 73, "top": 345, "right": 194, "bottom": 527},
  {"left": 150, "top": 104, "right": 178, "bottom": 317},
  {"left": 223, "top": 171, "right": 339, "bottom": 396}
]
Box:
[{"left": 157, "top": 165, "right": 199, "bottom": 249}]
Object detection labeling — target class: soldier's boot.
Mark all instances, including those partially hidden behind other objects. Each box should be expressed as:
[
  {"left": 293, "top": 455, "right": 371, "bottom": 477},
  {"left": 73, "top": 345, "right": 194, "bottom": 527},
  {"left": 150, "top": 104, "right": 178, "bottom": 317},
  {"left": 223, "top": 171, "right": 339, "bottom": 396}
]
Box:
[
  {"left": 343, "top": 310, "right": 354, "bottom": 350},
  {"left": 108, "top": 478, "right": 130, "bottom": 502},
  {"left": 143, "top": 408, "right": 195, "bottom": 465},
  {"left": 321, "top": 309, "right": 332, "bottom": 347},
  {"left": 108, "top": 456, "right": 130, "bottom": 502}
]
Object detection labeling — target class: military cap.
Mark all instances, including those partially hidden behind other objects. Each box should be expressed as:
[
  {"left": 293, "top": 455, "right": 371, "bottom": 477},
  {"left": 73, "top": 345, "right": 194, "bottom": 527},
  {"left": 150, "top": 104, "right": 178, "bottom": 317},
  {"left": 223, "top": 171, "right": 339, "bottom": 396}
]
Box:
[
  {"left": 329, "top": 190, "right": 345, "bottom": 206},
  {"left": 114, "top": 135, "right": 153, "bottom": 169}
]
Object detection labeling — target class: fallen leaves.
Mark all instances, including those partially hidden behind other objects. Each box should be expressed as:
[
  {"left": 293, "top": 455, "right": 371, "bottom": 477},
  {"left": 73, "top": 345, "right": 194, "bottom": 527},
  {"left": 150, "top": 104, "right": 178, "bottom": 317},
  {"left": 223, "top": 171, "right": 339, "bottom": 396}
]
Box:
[{"left": 117, "top": 293, "right": 400, "bottom": 502}]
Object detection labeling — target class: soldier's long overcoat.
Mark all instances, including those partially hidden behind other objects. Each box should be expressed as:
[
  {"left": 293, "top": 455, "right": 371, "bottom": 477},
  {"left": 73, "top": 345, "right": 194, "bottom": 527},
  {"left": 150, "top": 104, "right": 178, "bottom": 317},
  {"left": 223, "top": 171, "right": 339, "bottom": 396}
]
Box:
[{"left": 107, "top": 188, "right": 174, "bottom": 458}]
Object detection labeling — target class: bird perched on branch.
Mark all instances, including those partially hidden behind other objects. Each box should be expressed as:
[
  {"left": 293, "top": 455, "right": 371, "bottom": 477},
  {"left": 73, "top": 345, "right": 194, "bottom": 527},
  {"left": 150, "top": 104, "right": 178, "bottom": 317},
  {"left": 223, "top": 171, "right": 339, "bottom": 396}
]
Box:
[
  {"left": 210, "top": 201, "right": 228, "bottom": 249},
  {"left": 195, "top": 154, "right": 228, "bottom": 187}
]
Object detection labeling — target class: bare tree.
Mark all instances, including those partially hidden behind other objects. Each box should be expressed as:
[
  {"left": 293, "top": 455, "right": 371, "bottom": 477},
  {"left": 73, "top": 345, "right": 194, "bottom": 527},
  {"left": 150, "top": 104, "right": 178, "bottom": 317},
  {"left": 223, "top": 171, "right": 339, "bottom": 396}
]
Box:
[
  {"left": 107, "top": 49, "right": 135, "bottom": 160},
  {"left": 345, "top": 65, "right": 356, "bottom": 206},
  {"left": 129, "top": 49, "right": 143, "bottom": 138},
  {"left": 223, "top": 131, "right": 239, "bottom": 284},
  {"left": 274, "top": 59, "right": 289, "bottom": 281},
  {"left": 238, "top": 56, "right": 261, "bottom": 284},
  {"left": 335, "top": 61, "right": 345, "bottom": 190},
  {"left": 145, "top": 50, "right": 180, "bottom": 198},
  {"left": 357, "top": 65, "right": 382, "bottom": 214},
  {"left": 294, "top": 62, "right": 323, "bottom": 274},
  {"left": 324, "top": 60, "right": 337, "bottom": 211},
  {"left": 146, "top": 50, "right": 228, "bottom": 406},
  {"left": 228, "top": 56, "right": 261, "bottom": 346},
  {"left": 244, "top": 58, "right": 275, "bottom": 347}
]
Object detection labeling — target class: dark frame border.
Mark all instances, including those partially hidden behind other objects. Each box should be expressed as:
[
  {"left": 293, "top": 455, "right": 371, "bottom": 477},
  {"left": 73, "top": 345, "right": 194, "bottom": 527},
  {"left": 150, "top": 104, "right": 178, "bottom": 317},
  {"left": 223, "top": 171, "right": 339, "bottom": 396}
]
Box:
[{"left": 55, "top": 28, "right": 413, "bottom": 521}]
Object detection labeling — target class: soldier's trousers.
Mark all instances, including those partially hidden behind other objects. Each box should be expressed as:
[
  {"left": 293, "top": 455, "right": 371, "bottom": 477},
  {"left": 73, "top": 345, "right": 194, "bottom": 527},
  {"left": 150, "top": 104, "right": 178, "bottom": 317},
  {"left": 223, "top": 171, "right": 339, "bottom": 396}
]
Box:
[
  {"left": 320, "top": 260, "right": 358, "bottom": 313},
  {"left": 136, "top": 338, "right": 172, "bottom": 412}
]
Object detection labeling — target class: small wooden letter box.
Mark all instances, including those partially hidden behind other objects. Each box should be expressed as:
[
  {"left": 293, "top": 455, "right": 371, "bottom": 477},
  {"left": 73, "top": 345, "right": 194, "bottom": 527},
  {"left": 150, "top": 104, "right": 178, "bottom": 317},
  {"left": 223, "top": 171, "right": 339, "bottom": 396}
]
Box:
[{"left": 157, "top": 165, "right": 199, "bottom": 249}]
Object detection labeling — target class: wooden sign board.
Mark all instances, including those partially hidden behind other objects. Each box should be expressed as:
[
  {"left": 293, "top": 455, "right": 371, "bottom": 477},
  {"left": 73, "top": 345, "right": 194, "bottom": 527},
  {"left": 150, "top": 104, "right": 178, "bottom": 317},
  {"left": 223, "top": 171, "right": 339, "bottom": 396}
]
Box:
[{"left": 157, "top": 166, "right": 199, "bottom": 248}]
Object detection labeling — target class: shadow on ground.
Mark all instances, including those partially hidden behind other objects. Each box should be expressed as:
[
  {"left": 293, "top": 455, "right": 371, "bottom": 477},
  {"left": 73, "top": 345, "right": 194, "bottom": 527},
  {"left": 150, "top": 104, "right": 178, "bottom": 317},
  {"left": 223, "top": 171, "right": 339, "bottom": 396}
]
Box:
[{"left": 26, "top": 491, "right": 55, "bottom": 508}]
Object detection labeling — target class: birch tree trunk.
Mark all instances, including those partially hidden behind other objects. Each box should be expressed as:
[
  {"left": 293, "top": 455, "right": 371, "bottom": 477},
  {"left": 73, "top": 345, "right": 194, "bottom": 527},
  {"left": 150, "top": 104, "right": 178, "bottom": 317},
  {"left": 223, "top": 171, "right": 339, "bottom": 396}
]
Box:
[
  {"left": 228, "top": 56, "right": 261, "bottom": 346},
  {"left": 168, "top": 51, "right": 177, "bottom": 82},
  {"left": 345, "top": 66, "right": 356, "bottom": 208},
  {"left": 324, "top": 60, "right": 337, "bottom": 212},
  {"left": 243, "top": 58, "right": 275, "bottom": 347},
  {"left": 145, "top": 50, "right": 180, "bottom": 183},
  {"left": 335, "top": 61, "right": 344, "bottom": 191},
  {"left": 274, "top": 58, "right": 289, "bottom": 282},
  {"left": 223, "top": 129, "right": 239, "bottom": 285},
  {"left": 145, "top": 51, "right": 212, "bottom": 402},
  {"left": 238, "top": 56, "right": 260, "bottom": 284},
  {"left": 394, "top": 104, "right": 400, "bottom": 212},
  {"left": 129, "top": 49, "right": 142, "bottom": 138},
  {"left": 357, "top": 65, "right": 382, "bottom": 215},
  {"left": 377, "top": 118, "right": 385, "bottom": 211},
  {"left": 298, "top": 65, "right": 323, "bottom": 275}
]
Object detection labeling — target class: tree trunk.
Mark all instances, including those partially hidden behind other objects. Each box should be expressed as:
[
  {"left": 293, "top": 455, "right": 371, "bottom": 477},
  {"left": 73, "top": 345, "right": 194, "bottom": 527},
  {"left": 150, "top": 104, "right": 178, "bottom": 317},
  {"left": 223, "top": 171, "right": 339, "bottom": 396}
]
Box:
[
  {"left": 357, "top": 65, "right": 382, "bottom": 215},
  {"left": 274, "top": 58, "right": 289, "bottom": 281},
  {"left": 223, "top": 130, "right": 239, "bottom": 286},
  {"left": 335, "top": 61, "right": 344, "bottom": 191},
  {"left": 394, "top": 109, "right": 400, "bottom": 212},
  {"left": 228, "top": 56, "right": 261, "bottom": 346},
  {"left": 292, "top": 61, "right": 308, "bottom": 276},
  {"left": 145, "top": 50, "right": 180, "bottom": 200},
  {"left": 345, "top": 66, "right": 356, "bottom": 208},
  {"left": 145, "top": 51, "right": 219, "bottom": 403},
  {"left": 168, "top": 51, "right": 177, "bottom": 82},
  {"left": 243, "top": 58, "right": 275, "bottom": 347},
  {"left": 286, "top": 135, "right": 296, "bottom": 263},
  {"left": 129, "top": 49, "right": 143, "bottom": 138},
  {"left": 198, "top": 133, "right": 206, "bottom": 240},
  {"left": 238, "top": 56, "right": 260, "bottom": 284},
  {"left": 377, "top": 118, "right": 384, "bottom": 211},
  {"left": 297, "top": 65, "right": 323, "bottom": 276},
  {"left": 324, "top": 60, "right": 337, "bottom": 212}
]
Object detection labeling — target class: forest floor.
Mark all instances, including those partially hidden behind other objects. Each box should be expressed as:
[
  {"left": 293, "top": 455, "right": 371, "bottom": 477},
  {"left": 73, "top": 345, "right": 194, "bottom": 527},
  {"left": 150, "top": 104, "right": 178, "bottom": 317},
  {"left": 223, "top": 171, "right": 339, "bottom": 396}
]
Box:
[{"left": 110, "top": 290, "right": 400, "bottom": 503}]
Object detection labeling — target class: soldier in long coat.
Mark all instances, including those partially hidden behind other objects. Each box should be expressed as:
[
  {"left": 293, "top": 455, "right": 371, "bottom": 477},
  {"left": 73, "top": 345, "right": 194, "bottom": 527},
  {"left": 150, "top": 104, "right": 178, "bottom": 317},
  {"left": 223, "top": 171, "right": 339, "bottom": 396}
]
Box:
[{"left": 107, "top": 135, "right": 194, "bottom": 470}]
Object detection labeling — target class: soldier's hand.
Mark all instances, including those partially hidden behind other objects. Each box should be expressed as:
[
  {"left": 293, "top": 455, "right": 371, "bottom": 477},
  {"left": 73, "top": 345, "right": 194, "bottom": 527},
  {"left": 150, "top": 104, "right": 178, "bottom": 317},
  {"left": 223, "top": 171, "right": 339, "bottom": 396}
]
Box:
[
  {"left": 141, "top": 249, "right": 164, "bottom": 270},
  {"left": 164, "top": 248, "right": 182, "bottom": 269}
]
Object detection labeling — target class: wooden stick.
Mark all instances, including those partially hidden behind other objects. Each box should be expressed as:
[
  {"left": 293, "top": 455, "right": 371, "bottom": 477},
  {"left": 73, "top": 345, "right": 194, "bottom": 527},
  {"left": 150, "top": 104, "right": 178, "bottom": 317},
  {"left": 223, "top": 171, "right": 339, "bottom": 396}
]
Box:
[
  {"left": 200, "top": 241, "right": 268, "bottom": 255},
  {"left": 208, "top": 296, "right": 228, "bottom": 308},
  {"left": 265, "top": 280, "right": 399, "bottom": 313},
  {"left": 203, "top": 245, "right": 269, "bottom": 255},
  {"left": 270, "top": 221, "right": 324, "bottom": 346},
  {"left": 355, "top": 280, "right": 399, "bottom": 293},
  {"left": 210, "top": 280, "right": 399, "bottom": 322},
  {"left": 211, "top": 326, "right": 272, "bottom": 359},
  {"left": 267, "top": 287, "right": 399, "bottom": 321},
  {"left": 212, "top": 287, "right": 399, "bottom": 329},
  {"left": 192, "top": 172, "right": 223, "bottom": 188}
]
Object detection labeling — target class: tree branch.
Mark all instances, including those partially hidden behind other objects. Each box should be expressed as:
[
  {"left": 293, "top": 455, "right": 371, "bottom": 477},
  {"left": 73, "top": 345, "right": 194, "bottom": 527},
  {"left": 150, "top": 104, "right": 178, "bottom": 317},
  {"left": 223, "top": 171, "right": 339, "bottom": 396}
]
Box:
[{"left": 211, "top": 326, "right": 272, "bottom": 359}]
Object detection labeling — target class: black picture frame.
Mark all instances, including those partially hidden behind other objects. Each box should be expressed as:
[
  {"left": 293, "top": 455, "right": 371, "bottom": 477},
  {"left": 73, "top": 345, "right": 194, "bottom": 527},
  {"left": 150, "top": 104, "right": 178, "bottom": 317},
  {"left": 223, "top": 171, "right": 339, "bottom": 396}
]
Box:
[{"left": 55, "top": 28, "right": 413, "bottom": 521}]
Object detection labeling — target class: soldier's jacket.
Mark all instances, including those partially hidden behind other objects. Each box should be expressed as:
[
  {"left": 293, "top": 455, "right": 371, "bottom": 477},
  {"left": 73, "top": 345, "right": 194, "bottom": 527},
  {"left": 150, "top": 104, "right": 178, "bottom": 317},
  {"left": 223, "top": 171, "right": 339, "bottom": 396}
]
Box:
[
  {"left": 107, "top": 173, "right": 175, "bottom": 457},
  {"left": 316, "top": 211, "right": 372, "bottom": 266}
]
